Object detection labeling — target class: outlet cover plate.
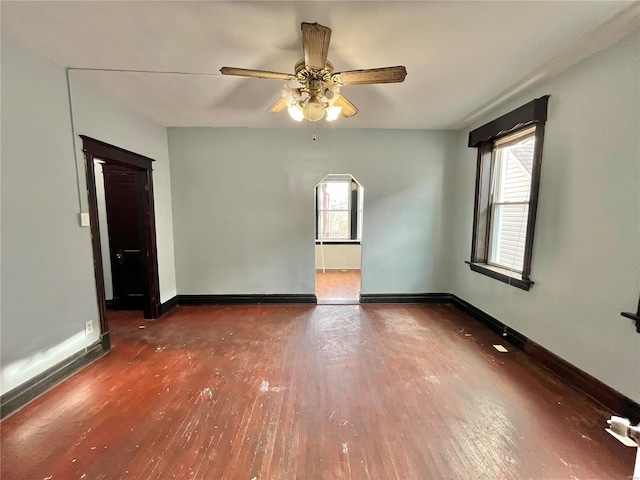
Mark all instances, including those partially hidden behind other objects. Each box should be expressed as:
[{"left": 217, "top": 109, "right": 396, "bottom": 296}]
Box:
[{"left": 85, "top": 320, "right": 93, "bottom": 335}]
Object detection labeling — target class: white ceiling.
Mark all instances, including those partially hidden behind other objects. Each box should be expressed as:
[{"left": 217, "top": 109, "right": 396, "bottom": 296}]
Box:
[{"left": 3, "top": 1, "right": 639, "bottom": 129}]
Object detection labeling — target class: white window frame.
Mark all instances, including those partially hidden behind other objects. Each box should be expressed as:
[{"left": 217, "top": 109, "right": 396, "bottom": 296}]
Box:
[{"left": 317, "top": 179, "right": 352, "bottom": 241}]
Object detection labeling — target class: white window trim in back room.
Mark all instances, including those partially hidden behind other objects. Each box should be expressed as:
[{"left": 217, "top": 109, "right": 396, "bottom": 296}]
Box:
[
  {"left": 316, "top": 175, "right": 363, "bottom": 243},
  {"left": 466, "top": 95, "right": 550, "bottom": 291}
]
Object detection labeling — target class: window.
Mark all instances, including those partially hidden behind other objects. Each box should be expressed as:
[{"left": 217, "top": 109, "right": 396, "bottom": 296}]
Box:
[
  {"left": 488, "top": 127, "right": 535, "bottom": 272},
  {"left": 316, "top": 175, "right": 363, "bottom": 242},
  {"left": 467, "top": 96, "right": 549, "bottom": 290}
]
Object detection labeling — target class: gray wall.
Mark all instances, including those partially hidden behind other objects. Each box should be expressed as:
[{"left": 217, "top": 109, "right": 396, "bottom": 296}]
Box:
[
  {"left": 1, "top": 35, "right": 101, "bottom": 393},
  {"left": 167, "top": 128, "right": 457, "bottom": 295},
  {"left": 450, "top": 32, "right": 640, "bottom": 402},
  {"left": 68, "top": 73, "right": 177, "bottom": 304},
  {"left": 0, "top": 35, "right": 177, "bottom": 394}
]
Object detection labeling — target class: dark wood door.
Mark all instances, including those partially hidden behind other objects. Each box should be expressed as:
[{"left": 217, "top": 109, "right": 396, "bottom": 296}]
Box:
[{"left": 102, "top": 164, "right": 147, "bottom": 310}]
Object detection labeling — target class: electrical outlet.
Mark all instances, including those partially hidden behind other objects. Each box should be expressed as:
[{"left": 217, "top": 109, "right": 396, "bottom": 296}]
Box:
[{"left": 85, "top": 320, "right": 93, "bottom": 335}]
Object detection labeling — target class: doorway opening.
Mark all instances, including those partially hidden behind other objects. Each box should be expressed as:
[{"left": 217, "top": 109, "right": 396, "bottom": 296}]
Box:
[
  {"left": 81, "top": 136, "right": 161, "bottom": 350},
  {"left": 315, "top": 174, "right": 363, "bottom": 305}
]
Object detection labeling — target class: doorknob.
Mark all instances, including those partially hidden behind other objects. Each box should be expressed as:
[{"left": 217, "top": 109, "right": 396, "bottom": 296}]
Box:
[{"left": 116, "top": 250, "right": 125, "bottom": 264}]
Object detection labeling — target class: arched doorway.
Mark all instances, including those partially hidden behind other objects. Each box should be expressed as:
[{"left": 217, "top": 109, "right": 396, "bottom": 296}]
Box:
[{"left": 314, "top": 174, "right": 364, "bottom": 304}]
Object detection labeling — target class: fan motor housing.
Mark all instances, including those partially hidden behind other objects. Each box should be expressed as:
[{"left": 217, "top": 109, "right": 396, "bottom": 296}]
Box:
[{"left": 295, "top": 59, "right": 334, "bottom": 83}]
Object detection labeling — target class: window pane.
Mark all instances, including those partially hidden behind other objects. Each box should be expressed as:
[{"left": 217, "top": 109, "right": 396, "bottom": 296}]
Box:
[
  {"left": 317, "top": 180, "right": 352, "bottom": 240},
  {"left": 318, "top": 182, "right": 349, "bottom": 210},
  {"left": 490, "top": 203, "right": 529, "bottom": 272},
  {"left": 489, "top": 128, "right": 535, "bottom": 272},
  {"left": 494, "top": 134, "right": 534, "bottom": 203},
  {"left": 318, "top": 211, "right": 349, "bottom": 239}
]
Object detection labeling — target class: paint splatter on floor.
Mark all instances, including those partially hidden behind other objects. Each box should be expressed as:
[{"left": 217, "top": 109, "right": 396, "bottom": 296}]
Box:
[{"left": 201, "top": 387, "right": 213, "bottom": 400}]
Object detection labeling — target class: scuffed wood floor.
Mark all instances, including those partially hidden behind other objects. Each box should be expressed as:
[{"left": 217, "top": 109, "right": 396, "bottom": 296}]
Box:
[
  {"left": 316, "top": 269, "right": 361, "bottom": 303},
  {"left": 1, "top": 304, "right": 634, "bottom": 479}
]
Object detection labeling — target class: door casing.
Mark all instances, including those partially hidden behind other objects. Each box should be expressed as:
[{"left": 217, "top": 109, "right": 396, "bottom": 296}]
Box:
[{"left": 81, "top": 136, "right": 161, "bottom": 349}]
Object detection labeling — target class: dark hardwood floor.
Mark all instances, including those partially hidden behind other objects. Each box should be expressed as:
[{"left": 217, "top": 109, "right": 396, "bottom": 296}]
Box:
[
  {"left": 316, "top": 269, "right": 360, "bottom": 304},
  {"left": 1, "top": 304, "right": 634, "bottom": 479}
]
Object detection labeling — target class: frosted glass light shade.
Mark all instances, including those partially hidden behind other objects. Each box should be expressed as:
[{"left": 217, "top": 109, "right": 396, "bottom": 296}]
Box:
[
  {"left": 325, "top": 105, "right": 342, "bottom": 121},
  {"left": 303, "top": 100, "right": 325, "bottom": 121},
  {"left": 287, "top": 105, "right": 304, "bottom": 121}
]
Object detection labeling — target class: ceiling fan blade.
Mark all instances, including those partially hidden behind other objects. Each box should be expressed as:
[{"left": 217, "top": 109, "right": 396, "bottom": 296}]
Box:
[
  {"left": 335, "top": 95, "right": 358, "bottom": 117},
  {"left": 333, "top": 66, "right": 407, "bottom": 85},
  {"left": 267, "top": 98, "right": 288, "bottom": 113},
  {"left": 220, "top": 67, "right": 293, "bottom": 81},
  {"left": 301, "top": 22, "right": 331, "bottom": 70}
]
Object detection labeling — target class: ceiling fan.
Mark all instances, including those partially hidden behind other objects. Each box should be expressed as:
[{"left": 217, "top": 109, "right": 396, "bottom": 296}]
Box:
[{"left": 220, "top": 22, "right": 407, "bottom": 122}]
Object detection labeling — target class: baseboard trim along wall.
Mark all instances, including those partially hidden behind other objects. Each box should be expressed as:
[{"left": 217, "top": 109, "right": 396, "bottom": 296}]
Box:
[
  {"left": 0, "top": 336, "right": 110, "bottom": 420},
  {"left": 448, "top": 294, "right": 640, "bottom": 423},
  {"left": 125, "top": 294, "right": 318, "bottom": 313},
  {"left": 449, "top": 294, "right": 528, "bottom": 349},
  {"left": 177, "top": 294, "right": 318, "bottom": 305},
  {"left": 359, "top": 293, "right": 452, "bottom": 304},
  {"left": 159, "top": 296, "right": 179, "bottom": 316}
]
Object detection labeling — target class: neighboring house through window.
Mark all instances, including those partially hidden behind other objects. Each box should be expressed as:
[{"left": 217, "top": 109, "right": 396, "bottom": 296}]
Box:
[{"left": 467, "top": 95, "right": 549, "bottom": 290}]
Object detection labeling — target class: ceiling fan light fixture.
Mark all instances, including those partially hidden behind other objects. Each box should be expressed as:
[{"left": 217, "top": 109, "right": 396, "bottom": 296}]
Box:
[
  {"left": 287, "top": 104, "right": 304, "bottom": 121},
  {"left": 325, "top": 105, "right": 342, "bottom": 122},
  {"left": 302, "top": 99, "right": 325, "bottom": 121},
  {"left": 287, "top": 79, "right": 304, "bottom": 89},
  {"left": 220, "top": 22, "right": 406, "bottom": 124},
  {"left": 322, "top": 88, "right": 336, "bottom": 102}
]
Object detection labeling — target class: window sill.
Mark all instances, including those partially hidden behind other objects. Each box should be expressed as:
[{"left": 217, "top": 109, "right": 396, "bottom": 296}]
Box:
[
  {"left": 465, "top": 261, "right": 533, "bottom": 291},
  {"left": 315, "top": 240, "right": 361, "bottom": 245}
]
